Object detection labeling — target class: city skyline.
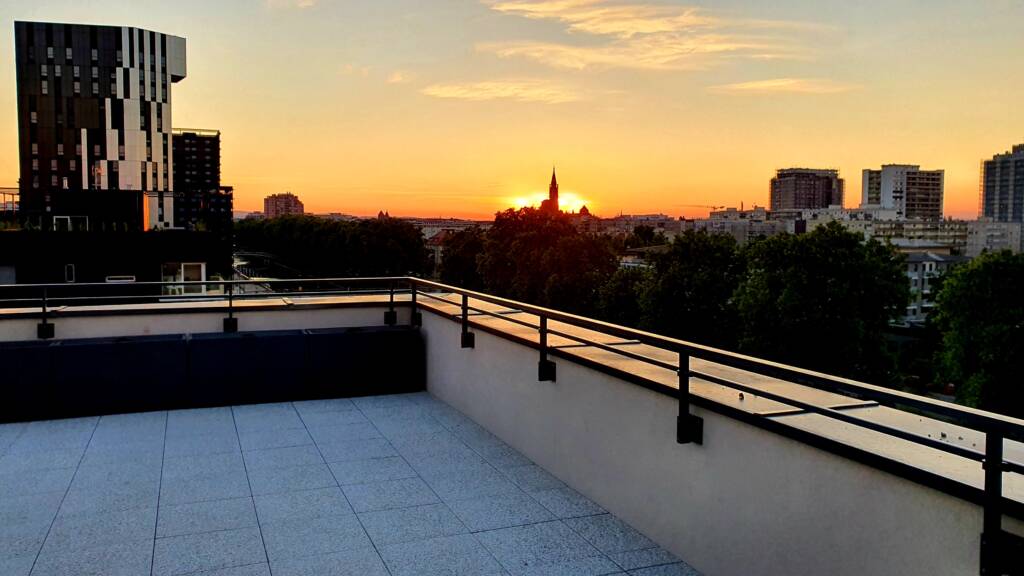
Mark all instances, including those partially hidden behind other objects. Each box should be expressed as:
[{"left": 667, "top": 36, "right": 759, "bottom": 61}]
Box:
[{"left": 1, "top": 1, "right": 1022, "bottom": 219}]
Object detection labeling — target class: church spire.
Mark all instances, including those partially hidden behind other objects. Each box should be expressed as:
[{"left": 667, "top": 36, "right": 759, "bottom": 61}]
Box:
[{"left": 548, "top": 166, "right": 559, "bottom": 211}]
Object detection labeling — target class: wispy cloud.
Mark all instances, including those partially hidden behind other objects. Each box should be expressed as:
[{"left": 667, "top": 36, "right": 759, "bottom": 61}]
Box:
[
  {"left": 421, "top": 80, "right": 580, "bottom": 103},
  {"left": 709, "top": 78, "right": 858, "bottom": 95},
  {"left": 480, "top": 0, "right": 825, "bottom": 71},
  {"left": 387, "top": 71, "right": 413, "bottom": 84},
  {"left": 266, "top": 0, "right": 317, "bottom": 8},
  {"left": 340, "top": 63, "right": 371, "bottom": 77}
]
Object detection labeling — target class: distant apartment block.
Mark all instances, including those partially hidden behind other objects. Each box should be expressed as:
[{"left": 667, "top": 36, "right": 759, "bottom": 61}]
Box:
[
  {"left": 14, "top": 21, "right": 186, "bottom": 231},
  {"left": 861, "top": 164, "right": 944, "bottom": 220},
  {"left": 903, "top": 252, "right": 967, "bottom": 325},
  {"left": 172, "top": 128, "right": 232, "bottom": 235},
  {"left": 264, "top": 192, "right": 304, "bottom": 218},
  {"left": 981, "top": 143, "right": 1024, "bottom": 223},
  {"left": 966, "top": 219, "right": 1023, "bottom": 257},
  {"left": 769, "top": 168, "right": 844, "bottom": 211}
]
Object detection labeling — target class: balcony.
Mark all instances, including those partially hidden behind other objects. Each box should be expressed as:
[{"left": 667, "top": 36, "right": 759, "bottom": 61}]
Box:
[{"left": 1, "top": 278, "right": 1022, "bottom": 576}]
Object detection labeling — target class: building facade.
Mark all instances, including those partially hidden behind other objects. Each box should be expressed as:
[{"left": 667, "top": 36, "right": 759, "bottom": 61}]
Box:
[
  {"left": 903, "top": 252, "right": 967, "bottom": 325},
  {"left": 264, "top": 192, "right": 304, "bottom": 218},
  {"left": 14, "top": 21, "right": 186, "bottom": 231},
  {"left": 769, "top": 168, "right": 844, "bottom": 211},
  {"left": 966, "top": 219, "right": 1023, "bottom": 257},
  {"left": 172, "top": 128, "right": 232, "bottom": 235},
  {"left": 981, "top": 143, "right": 1024, "bottom": 223},
  {"left": 861, "top": 165, "right": 944, "bottom": 220}
]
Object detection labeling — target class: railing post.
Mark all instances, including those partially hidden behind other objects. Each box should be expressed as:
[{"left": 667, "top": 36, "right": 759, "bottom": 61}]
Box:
[
  {"left": 384, "top": 280, "right": 397, "bottom": 326},
  {"left": 37, "top": 286, "right": 54, "bottom": 340},
  {"left": 980, "top": 430, "right": 1007, "bottom": 575},
  {"left": 537, "top": 315, "right": 556, "bottom": 381},
  {"left": 223, "top": 282, "right": 238, "bottom": 333},
  {"left": 460, "top": 293, "right": 475, "bottom": 348},
  {"left": 677, "top": 351, "right": 703, "bottom": 445},
  {"left": 410, "top": 281, "right": 422, "bottom": 327}
]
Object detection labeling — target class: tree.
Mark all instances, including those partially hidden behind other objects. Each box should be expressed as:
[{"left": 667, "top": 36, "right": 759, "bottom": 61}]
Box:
[
  {"left": 931, "top": 250, "right": 1024, "bottom": 416},
  {"left": 639, "top": 230, "right": 743, "bottom": 348},
  {"left": 438, "top": 227, "right": 485, "bottom": 290},
  {"left": 234, "top": 215, "right": 429, "bottom": 277},
  {"left": 596, "top": 267, "right": 651, "bottom": 327},
  {"left": 475, "top": 208, "right": 618, "bottom": 315},
  {"left": 733, "top": 222, "right": 909, "bottom": 382}
]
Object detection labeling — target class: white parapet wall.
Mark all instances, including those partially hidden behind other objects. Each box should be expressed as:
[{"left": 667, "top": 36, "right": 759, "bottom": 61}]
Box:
[{"left": 420, "top": 310, "right": 1021, "bottom": 576}]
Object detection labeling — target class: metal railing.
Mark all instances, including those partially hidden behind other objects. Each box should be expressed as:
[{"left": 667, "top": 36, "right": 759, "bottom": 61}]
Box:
[{"left": 1, "top": 275, "right": 1022, "bottom": 574}]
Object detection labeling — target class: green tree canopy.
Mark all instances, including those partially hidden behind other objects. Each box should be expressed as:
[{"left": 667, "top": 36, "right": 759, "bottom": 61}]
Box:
[
  {"left": 733, "top": 222, "right": 909, "bottom": 382},
  {"left": 931, "top": 250, "right": 1024, "bottom": 415},
  {"left": 235, "top": 215, "right": 429, "bottom": 277},
  {"left": 438, "top": 226, "right": 485, "bottom": 290},
  {"left": 639, "top": 230, "right": 742, "bottom": 348}
]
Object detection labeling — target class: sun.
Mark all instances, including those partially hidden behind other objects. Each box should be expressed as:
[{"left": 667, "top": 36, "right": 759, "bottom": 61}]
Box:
[{"left": 508, "top": 191, "right": 590, "bottom": 213}]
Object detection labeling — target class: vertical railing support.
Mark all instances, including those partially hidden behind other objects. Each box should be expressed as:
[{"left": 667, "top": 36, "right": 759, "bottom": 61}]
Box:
[
  {"left": 410, "top": 281, "right": 422, "bottom": 327},
  {"left": 384, "top": 280, "right": 397, "bottom": 325},
  {"left": 538, "top": 315, "right": 556, "bottom": 381},
  {"left": 980, "top": 430, "right": 1008, "bottom": 575},
  {"left": 223, "top": 282, "right": 238, "bottom": 333},
  {"left": 460, "top": 293, "right": 475, "bottom": 348},
  {"left": 676, "top": 351, "right": 703, "bottom": 445},
  {"left": 37, "top": 286, "right": 54, "bottom": 339}
]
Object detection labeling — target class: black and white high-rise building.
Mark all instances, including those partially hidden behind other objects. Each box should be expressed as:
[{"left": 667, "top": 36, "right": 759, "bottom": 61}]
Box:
[
  {"left": 14, "top": 21, "right": 186, "bottom": 231},
  {"left": 982, "top": 143, "right": 1024, "bottom": 223}
]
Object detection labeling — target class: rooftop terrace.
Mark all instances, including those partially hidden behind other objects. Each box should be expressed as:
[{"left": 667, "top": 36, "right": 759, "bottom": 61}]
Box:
[
  {"left": 0, "top": 277, "right": 1022, "bottom": 575},
  {"left": 1, "top": 393, "right": 695, "bottom": 576}
]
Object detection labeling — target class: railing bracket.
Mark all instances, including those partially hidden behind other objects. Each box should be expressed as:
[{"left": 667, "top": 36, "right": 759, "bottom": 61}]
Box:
[
  {"left": 223, "top": 317, "right": 238, "bottom": 333},
  {"left": 461, "top": 332, "right": 475, "bottom": 348},
  {"left": 538, "top": 359, "right": 556, "bottom": 382},
  {"left": 37, "top": 322, "right": 54, "bottom": 340},
  {"left": 677, "top": 351, "right": 703, "bottom": 445},
  {"left": 384, "top": 310, "right": 397, "bottom": 326},
  {"left": 411, "top": 312, "right": 422, "bottom": 327}
]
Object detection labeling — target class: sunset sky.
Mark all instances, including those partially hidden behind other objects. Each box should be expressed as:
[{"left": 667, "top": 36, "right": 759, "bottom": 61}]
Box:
[{"left": 1, "top": 0, "right": 1021, "bottom": 219}]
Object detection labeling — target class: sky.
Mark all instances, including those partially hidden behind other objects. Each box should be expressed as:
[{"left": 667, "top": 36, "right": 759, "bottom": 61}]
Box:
[{"left": 0, "top": 0, "right": 1021, "bottom": 219}]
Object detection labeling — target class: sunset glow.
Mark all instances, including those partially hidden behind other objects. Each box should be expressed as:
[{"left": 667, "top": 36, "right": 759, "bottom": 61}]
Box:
[
  {"left": 510, "top": 191, "right": 590, "bottom": 214},
  {"left": 1, "top": 1, "right": 1022, "bottom": 219}
]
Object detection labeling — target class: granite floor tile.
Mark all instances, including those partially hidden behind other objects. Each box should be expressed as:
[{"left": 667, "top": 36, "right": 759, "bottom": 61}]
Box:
[
  {"left": 31, "top": 539, "right": 153, "bottom": 576},
  {"left": 475, "top": 520, "right": 604, "bottom": 575},
  {"left": 328, "top": 456, "right": 417, "bottom": 485},
  {"left": 44, "top": 506, "right": 156, "bottom": 552},
  {"left": 159, "top": 471, "right": 252, "bottom": 506},
  {"left": 270, "top": 546, "right": 389, "bottom": 576},
  {"left": 243, "top": 445, "right": 323, "bottom": 470},
  {"left": 502, "top": 465, "right": 566, "bottom": 493},
  {"left": 247, "top": 463, "right": 337, "bottom": 496},
  {"left": 564, "top": 514, "right": 656, "bottom": 555},
  {"left": 298, "top": 410, "right": 368, "bottom": 429},
  {"left": 627, "top": 563, "right": 701, "bottom": 576},
  {"left": 254, "top": 486, "right": 353, "bottom": 523},
  {"left": 0, "top": 553, "right": 34, "bottom": 576},
  {"left": 317, "top": 438, "right": 397, "bottom": 463},
  {"left": 308, "top": 422, "right": 382, "bottom": 445},
  {"left": 163, "top": 452, "right": 246, "bottom": 480},
  {"left": 157, "top": 497, "right": 257, "bottom": 538},
  {"left": 163, "top": 432, "right": 240, "bottom": 458},
  {"left": 153, "top": 526, "right": 266, "bottom": 576},
  {"left": 260, "top": 513, "right": 370, "bottom": 561},
  {"left": 291, "top": 398, "right": 356, "bottom": 415},
  {"left": 530, "top": 487, "right": 605, "bottom": 519},
  {"left": 0, "top": 467, "right": 75, "bottom": 498},
  {"left": 238, "top": 427, "right": 312, "bottom": 452},
  {"left": 358, "top": 502, "right": 468, "bottom": 547},
  {"left": 446, "top": 490, "right": 555, "bottom": 532},
  {"left": 342, "top": 477, "right": 440, "bottom": 513},
  {"left": 379, "top": 533, "right": 504, "bottom": 576},
  {"left": 608, "top": 548, "right": 680, "bottom": 571},
  {"left": 423, "top": 463, "right": 521, "bottom": 503}
]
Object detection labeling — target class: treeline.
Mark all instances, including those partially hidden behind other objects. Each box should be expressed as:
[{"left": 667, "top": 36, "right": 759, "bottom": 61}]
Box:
[
  {"left": 442, "top": 209, "right": 909, "bottom": 385},
  {"left": 235, "top": 215, "right": 430, "bottom": 277}
]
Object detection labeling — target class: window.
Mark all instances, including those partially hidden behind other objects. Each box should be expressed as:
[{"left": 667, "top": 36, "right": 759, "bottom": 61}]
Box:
[
  {"left": 90, "top": 48, "right": 98, "bottom": 61},
  {"left": 30, "top": 111, "right": 37, "bottom": 124},
  {"left": 116, "top": 50, "right": 123, "bottom": 64},
  {"left": 65, "top": 47, "right": 72, "bottom": 61},
  {"left": 41, "top": 80, "right": 48, "bottom": 95},
  {"left": 91, "top": 67, "right": 98, "bottom": 79},
  {"left": 73, "top": 65, "right": 80, "bottom": 78},
  {"left": 70, "top": 159, "right": 76, "bottom": 171},
  {"left": 64, "top": 263, "right": 75, "bottom": 282},
  {"left": 50, "top": 159, "right": 57, "bottom": 170},
  {"left": 54, "top": 65, "right": 61, "bottom": 77},
  {"left": 75, "top": 144, "right": 81, "bottom": 155},
  {"left": 40, "top": 64, "right": 48, "bottom": 76},
  {"left": 93, "top": 144, "right": 101, "bottom": 156},
  {"left": 91, "top": 81, "right": 99, "bottom": 94},
  {"left": 57, "top": 143, "right": 64, "bottom": 156},
  {"left": 32, "top": 143, "right": 39, "bottom": 155},
  {"left": 51, "top": 175, "right": 58, "bottom": 186},
  {"left": 31, "top": 159, "right": 38, "bottom": 171},
  {"left": 73, "top": 81, "right": 80, "bottom": 95},
  {"left": 47, "top": 46, "right": 54, "bottom": 59}
]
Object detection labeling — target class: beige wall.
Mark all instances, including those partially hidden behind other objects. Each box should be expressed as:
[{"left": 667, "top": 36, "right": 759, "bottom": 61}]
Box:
[
  {"left": 0, "top": 304, "right": 406, "bottom": 342},
  {"left": 420, "top": 311, "right": 1014, "bottom": 576}
]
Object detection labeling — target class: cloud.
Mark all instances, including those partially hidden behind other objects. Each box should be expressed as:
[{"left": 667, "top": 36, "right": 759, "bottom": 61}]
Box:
[
  {"left": 340, "top": 63, "right": 371, "bottom": 77},
  {"left": 479, "top": 0, "right": 825, "bottom": 71},
  {"left": 708, "top": 78, "right": 858, "bottom": 95},
  {"left": 266, "top": 0, "right": 317, "bottom": 8},
  {"left": 421, "top": 80, "right": 581, "bottom": 103},
  {"left": 387, "top": 71, "right": 412, "bottom": 84}
]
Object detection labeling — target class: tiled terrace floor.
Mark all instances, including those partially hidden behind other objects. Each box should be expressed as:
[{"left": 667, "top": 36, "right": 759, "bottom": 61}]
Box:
[{"left": 0, "top": 392, "right": 699, "bottom": 576}]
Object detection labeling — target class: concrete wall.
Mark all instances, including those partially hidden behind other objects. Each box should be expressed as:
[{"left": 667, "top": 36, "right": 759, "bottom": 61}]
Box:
[
  {"left": 420, "top": 311, "right": 1011, "bottom": 576},
  {"left": 0, "top": 303, "right": 406, "bottom": 342}
]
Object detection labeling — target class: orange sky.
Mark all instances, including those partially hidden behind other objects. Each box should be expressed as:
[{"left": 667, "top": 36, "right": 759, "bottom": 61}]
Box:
[{"left": 1, "top": 1, "right": 1021, "bottom": 220}]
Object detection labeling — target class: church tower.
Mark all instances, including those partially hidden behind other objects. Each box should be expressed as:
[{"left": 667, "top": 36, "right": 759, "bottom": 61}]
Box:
[{"left": 549, "top": 168, "right": 559, "bottom": 210}]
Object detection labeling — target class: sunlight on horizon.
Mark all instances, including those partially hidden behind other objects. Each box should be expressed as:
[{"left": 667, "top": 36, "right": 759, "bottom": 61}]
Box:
[{"left": 509, "top": 191, "right": 590, "bottom": 214}]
